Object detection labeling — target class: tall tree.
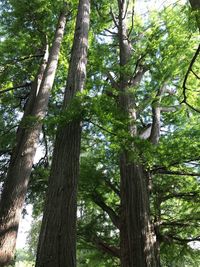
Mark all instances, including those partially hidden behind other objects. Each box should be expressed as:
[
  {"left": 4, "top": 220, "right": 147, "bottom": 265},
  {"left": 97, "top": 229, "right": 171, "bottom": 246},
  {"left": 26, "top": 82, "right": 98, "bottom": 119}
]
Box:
[
  {"left": 35, "top": 1, "right": 90, "bottom": 266},
  {"left": 115, "top": 1, "right": 158, "bottom": 266},
  {"left": 0, "top": 8, "right": 67, "bottom": 266}
]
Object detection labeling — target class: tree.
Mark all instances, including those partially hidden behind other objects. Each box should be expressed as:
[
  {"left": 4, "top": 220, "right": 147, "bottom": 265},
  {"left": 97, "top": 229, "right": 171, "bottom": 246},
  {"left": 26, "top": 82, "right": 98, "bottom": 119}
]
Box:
[
  {"left": 0, "top": 3, "right": 67, "bottom": 265},
  {"left": 35, "top": 1, "right": 91, "bottom": 266},
  {"left": 0, "top": 0, "right": 200, "bottom": 266}
]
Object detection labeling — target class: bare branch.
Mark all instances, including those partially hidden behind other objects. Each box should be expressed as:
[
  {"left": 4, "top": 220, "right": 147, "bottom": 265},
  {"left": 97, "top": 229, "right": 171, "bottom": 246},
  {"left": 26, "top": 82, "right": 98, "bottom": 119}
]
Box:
[
  {"left": 0, "top": 83, "right": 32, "bottom": 96},
  {"left": 110, "top": 7, "right": 118, "bottom": 28},
  {"left": 122, "top": 0, "right": 129, "bottom": 20},
  {"left": 181, "top": 44, "right": 200, "bottom": 111},
  {"left": 104, "top": 28, "right": 118, "bottom": 35},
  {"left": 191, "top": 69, "right": 200, "bottom": 79}
]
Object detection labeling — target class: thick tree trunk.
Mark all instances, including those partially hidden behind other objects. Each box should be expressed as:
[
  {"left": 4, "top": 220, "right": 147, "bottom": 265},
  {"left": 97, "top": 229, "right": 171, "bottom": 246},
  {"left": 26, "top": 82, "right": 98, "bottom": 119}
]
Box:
[
  {"left": 116, "top": 1, "right": 158, "bottom": 266},
  {"left": 0, "top": 11, "right": 66, "bottom": 266},
  {"left": 35, "top": 1, "right": 90, "bottom": 267}
]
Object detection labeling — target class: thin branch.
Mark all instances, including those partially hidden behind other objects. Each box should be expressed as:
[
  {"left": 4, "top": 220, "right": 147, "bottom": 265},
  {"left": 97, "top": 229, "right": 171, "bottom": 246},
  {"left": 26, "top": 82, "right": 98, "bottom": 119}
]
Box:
[
  {"left": 152, "top": 156, "right": 200, "bottom": 172},
  {"left": 160, "top": 219, "right": 200, "bottom": 228},
  {"left": 164, "top": 234, "right": 200, "bottom": 243},
  {"left": 122, "top": 0, "right": 129, "bottom": 20},
  {"left": 0, "top": 124, "right": 18, "bottom": 137},
  {"left": 132, "top": 53, "right": 147, "bottom": 77},
  {"left": 0, "top": 149, "right": 11, "bottom": 156},
  {"left": 183, "top": 101, "right": 200, "bottom": 113},
  {"left": 85, "top": 120, "right": 117, "bottom": 136},
  {"left": 104, "top": 28, "right": 118, "bottom": 35},
  {"left": 110, "top": 7, "right": 118, "bottom": 28},
  {"left": 0, "top": 83, "right": 32, "bottom": 96},
  {"left": 181, "top": 44, "right": 200, "bottom": 109},
  {"left": 155, "top": 169, "right": 200, "bottom": 177},
  {"left": 191, "top": 69, "right": 200, "bottom": 79},
  {"left": 161, "top": 191, "right": 199, "bottom": 201},
  {"left": 1, "top": 53, "right": 44, "bottom": 68}
]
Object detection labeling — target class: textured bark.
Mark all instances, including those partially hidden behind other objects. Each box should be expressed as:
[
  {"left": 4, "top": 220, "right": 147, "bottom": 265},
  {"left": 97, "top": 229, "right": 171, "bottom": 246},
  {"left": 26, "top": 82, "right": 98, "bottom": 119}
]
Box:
[
  {"left": 35, "top": 1, "right": 90, "bottom": 267},
  {"left": 0, "top": 11, "right": 66, "bottom": 267},
  {"left": 116, "top": 1, "right": 158, "bottom": 266}
]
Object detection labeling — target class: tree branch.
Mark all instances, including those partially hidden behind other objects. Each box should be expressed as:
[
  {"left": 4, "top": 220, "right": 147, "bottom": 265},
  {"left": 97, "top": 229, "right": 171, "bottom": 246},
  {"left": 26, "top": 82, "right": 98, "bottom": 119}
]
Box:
[
  {"left": 128, "top": 7, "right": 134, "bottom": 38},
  {"left": 155, "top": 169, "right": 200, "bottom": 177},
  {"left": 104, "top": 179, "right": 120, "bottom": 197},
  {"left": 110, "top": 7, "right": 118, "bottom": 28},
  {"left": 191, "top": 69, "right": 200, "bottom": 79},
  {"left": 129, "top": 67, "right": 147, "bottom": 86},
  {"left": 161, "top": 191, "right": 199, "bottom": 201},
  {"left": 162, "top": 234, "right": 200, "bottom": 244},
  {"left": 181, "top": 44, "right": 200, "bottom": 111},
  {"left": 0, "top": 82, "right": 32, "bottom": 95},
  {"left": 92, "top": 192, "right": 120, "bottom": 229},
  {"left": 1, "top": 54, "right": 44, "bottom": 69},
  {"left": 91, "top": 235, "right": 120, "bottom": 258},
  {"left": 85, "top": 120, "right": 117, "bottom": 136}
]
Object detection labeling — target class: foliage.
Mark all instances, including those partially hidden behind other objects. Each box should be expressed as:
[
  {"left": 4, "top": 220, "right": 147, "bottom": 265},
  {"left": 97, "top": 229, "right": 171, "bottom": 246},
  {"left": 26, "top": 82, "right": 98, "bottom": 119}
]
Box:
[{"left": 0, "top": 0, "right": 200, "bottom": 266}]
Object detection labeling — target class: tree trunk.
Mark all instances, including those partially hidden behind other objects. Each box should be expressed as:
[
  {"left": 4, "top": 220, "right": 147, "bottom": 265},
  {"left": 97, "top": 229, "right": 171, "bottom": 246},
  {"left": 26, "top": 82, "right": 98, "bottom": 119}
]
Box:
[
  {"left": 35, "top": 1, "right": 90, "bottom": 267},
  {"left": 0, "top": 11, "right": 67, "bottom": 266},
  {"left": 116, "top": 1, "right": 158, "bottom": 266}
]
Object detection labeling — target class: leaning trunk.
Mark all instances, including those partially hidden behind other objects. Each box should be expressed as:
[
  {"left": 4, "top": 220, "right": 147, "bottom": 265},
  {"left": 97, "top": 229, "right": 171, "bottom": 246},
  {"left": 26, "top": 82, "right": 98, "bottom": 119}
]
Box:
[
  {"left": 0, "top": 11, "right": 66, "bottom": 266},
  {"left": 35, "top": 1, "right": 90, "bottom": 267},
  {"left": 116, "top": 1, "right": 158, "bottom": 266}
]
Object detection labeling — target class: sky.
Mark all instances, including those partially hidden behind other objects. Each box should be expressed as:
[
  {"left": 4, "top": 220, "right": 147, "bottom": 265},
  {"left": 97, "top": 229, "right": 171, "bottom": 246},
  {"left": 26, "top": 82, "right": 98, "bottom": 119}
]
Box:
[{"left": 16, "top": 0, "right": 188, "bottom": 250}]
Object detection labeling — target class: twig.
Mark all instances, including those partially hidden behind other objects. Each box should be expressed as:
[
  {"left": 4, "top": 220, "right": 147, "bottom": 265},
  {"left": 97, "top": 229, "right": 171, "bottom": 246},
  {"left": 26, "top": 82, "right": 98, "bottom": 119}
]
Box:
[{"left": 191, "top": 69, "right": 200, "bottom": 79}]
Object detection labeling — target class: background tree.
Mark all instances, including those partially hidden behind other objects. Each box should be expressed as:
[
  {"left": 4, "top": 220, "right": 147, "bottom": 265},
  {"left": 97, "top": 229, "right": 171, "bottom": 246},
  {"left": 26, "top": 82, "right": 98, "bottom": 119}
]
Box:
[
  {"left": 0, "top": 1, "right": 67, "bottom": 265},
  {"left": 35, "top": 1, "right": 91, "bottom": 266}
]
